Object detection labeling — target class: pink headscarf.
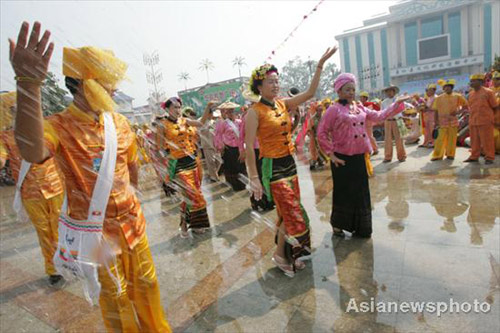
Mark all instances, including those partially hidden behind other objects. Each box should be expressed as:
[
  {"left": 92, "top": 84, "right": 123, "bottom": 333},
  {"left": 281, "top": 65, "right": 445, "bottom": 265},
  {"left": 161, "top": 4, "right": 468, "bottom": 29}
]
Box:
[{"left": 334, "top": 73, "right": 357, "bottom": 93}]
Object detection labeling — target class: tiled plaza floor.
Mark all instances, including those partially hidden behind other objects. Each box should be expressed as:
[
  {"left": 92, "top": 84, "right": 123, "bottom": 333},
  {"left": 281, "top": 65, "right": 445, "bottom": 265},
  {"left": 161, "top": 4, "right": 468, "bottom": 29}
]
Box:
[{"left": 1, "top": 144, "right": 499, "bottom": 332}]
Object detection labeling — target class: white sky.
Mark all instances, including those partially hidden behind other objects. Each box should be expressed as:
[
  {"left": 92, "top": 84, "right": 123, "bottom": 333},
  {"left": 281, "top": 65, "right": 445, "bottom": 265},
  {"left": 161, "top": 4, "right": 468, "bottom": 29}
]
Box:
[{"left": 0, "top": 0, "right": 396, "bottom": 106}]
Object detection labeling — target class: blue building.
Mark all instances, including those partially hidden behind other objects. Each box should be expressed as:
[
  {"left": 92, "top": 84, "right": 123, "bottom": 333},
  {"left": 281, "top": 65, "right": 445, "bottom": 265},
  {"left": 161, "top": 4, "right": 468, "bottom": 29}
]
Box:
[{"left": 335, "top": 0, "right": 500, "bottom": 95}]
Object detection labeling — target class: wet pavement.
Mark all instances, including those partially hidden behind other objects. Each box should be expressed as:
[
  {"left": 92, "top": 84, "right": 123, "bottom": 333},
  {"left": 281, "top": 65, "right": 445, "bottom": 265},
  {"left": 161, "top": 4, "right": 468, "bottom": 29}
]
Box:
[{"left": 1, "top": 144, "right": 499, "bottom": 332}]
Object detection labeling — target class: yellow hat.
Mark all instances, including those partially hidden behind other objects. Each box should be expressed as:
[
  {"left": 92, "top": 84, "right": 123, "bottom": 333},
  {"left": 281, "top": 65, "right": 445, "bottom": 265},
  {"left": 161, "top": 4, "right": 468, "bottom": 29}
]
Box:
[
  {"left": 321, "top": 98, "right": 332, "bottom": 105},
  {"left": 63, "top": 47, "right": 128, "bottom": 113},
  {"left": 359, "top": 91, "right": 369, "bottom": 98},
  {"left": 426, "top": 84, "right": 437, "bottom": 90},
  {"left": 469, "top": 73, "right": 485, "bottom": 81},
  {"left": 0, "top": 92, "right": 16, "bottom": 131},
  {"left": 437, "top": 79, "right": 456, "bottom": 87},
  {"left": 491, "top": 71, "right": 500, "bottom": 79}
]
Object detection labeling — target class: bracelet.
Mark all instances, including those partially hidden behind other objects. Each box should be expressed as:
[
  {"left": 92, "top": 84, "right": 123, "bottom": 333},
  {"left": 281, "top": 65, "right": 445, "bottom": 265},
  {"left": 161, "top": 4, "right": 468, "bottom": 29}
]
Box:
[
  {"left": 15, "top": 76, "right": 44, "bottom": 85},
  {"left": 250, "top": 175, "right": 259, "bottom": 179}
]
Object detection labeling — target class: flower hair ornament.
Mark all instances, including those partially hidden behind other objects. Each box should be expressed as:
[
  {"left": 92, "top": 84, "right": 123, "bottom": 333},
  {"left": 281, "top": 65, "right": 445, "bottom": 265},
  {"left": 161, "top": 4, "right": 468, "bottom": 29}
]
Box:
[{"left": 248, "top": 64, "right": 279, "bottom": 94}]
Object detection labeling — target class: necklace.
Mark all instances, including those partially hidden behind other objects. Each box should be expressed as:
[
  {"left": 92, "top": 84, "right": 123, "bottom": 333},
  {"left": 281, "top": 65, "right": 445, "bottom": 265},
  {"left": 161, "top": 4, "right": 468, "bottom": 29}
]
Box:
[{"left": 348, "top": 103, "right": 360, "bottom": 115}]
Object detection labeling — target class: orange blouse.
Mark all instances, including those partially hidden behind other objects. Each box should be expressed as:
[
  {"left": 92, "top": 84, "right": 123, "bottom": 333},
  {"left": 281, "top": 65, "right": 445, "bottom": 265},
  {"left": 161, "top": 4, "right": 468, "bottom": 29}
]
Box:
[
  {"left": 158, "top": 117, "right": 198, "bottom": 159},
  {"left": 0, "top": 130, "right": 63, "bottom": 201},
  {"left": 44, "top": 104, "right": 142, "bottom": 249},
  {"left": 253, "top": 99, "right": 294, "bottom": 159}
]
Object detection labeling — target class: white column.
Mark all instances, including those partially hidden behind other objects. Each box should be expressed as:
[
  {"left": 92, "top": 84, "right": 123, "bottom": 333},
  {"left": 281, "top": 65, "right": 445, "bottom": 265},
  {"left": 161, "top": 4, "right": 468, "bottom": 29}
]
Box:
[
  {"left": 349, "top": 36, "right": 358, "bottom": 78},
  {"left": 338, "top": 38, "right": 346, "bottom": 71},
  {"left": 461, "top": 6, "right": 468, "bottom": 57},
  {"left": 361, "top": 33, "right": 370, "bottom": 91},
  {"left": 492, "top": 0, "right": 500, "bottom": 59},
  {"left": 374, "top": 30, "right": 384, "bottom": 91}
]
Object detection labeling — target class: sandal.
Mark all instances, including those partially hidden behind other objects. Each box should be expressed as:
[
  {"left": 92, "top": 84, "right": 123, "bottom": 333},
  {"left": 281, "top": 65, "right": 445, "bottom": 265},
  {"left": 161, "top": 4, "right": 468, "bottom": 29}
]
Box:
[
  {"left": 192, "top": 228, "right": 208, "bottom": 234},
  {"left": 179, "top": 228, "right": 189, "bottom": 239},
  {"left": 333, "top": 228, "right": 345, "bottom": 237},
  {"left": 179, "top": 221, "right": 189, "bottom": 239},
  {"left": 271, "top": 254, "right": 295, "bottom": 278},
  {"left": 295, "top": 259, "right": 306, "bottom": 270}
]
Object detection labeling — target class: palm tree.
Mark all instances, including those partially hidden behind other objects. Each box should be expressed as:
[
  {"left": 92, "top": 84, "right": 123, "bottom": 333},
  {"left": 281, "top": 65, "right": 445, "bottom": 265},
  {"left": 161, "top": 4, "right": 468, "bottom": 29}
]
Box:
[
  {"left": 232, "top": 56, "right": 246, "bottom": 78},
  {"left": 199, "top": 59, "right": 214, "bottom": 83},
  {"left": 178, "top": 72, "right": 191, "bottom": 91}
]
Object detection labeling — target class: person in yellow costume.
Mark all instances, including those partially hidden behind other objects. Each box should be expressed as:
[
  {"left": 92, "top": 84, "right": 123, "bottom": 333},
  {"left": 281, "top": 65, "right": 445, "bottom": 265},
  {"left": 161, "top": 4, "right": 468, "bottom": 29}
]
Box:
[
  {"left": 0, "top": 91, "right": 65, "bottom": 286},
  {"left": 430, "top": 79, "right": 467, "bottom": 161},
  {"left": 9, "top": 22, "right": 170, "bottom": 332},
  {"left": 492, "top": 71, "right": 500, "bottom": 154}
]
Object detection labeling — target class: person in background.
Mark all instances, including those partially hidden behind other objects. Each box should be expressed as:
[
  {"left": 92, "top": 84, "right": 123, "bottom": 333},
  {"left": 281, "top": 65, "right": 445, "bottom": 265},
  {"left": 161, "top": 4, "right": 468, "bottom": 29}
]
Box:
[
  {"left": 199, "top": 108, "right": 222, "bottom": 182},
  {"left": 157, "top": 97, "right": 214, "bottom": 237},
  {"left": 418, "top": 84, "right": 437, "bottom": 148},
  {"left": 0, "top": 91, "right": 65, "bottom": 287},
  {"left": 489, "top": 71, "right": 500, "bottom": 154},
  {"left": 431, "top": 79, "right": 467, "bottom": 161},
  {"left": 307, "top": 102, "right": 326, "bottom": 170},
  {"left": 381, "top": 84, "right": 406, "bottom": 162},
  {"left": 214, "top": 101, "right": 247, "bottom": 191},
  {"left": 359, "top": 91, "right": 380, "bottom": 154},
  {"left": 464, "top": 74, "right": 499, "bottom": 164}
]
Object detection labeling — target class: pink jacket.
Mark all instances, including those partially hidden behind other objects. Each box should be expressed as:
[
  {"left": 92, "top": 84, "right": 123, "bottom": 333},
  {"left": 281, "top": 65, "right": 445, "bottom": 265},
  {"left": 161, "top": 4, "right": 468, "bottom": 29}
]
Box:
[
  {"left": 238, "top": 115, "right": 260, "bottom": 151},
  {"left": 317, "top": 101, "right": 404, "bottom": 156},
  {"left": 214, "top": 118, "right": 242, "bottom": 150}
]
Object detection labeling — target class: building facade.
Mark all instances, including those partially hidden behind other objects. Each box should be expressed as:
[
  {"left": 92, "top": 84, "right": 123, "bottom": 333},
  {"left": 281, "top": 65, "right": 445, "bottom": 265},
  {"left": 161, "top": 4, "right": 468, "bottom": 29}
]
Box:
[{"left": 335, "top": 0, "right": 500, "bottom": 95}]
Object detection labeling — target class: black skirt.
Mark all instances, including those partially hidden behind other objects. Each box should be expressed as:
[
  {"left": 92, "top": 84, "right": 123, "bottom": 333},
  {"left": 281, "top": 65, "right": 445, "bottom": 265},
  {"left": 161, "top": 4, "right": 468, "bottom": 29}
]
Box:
[
  {"left": 222, "top": 145, "right": 246, "bottom": 191},
  {"left": 330, "top": 153, "right": 372, "bottom": 237}
]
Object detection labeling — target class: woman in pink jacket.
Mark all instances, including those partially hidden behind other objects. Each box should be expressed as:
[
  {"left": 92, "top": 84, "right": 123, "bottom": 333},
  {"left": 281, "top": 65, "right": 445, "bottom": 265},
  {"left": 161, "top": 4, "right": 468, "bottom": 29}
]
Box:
[
  {"left": 214, "top": 102, "right": 246, "bottom": 191},
  {"left": 317, "top": 73, "right": 409, "bottom": 237}
]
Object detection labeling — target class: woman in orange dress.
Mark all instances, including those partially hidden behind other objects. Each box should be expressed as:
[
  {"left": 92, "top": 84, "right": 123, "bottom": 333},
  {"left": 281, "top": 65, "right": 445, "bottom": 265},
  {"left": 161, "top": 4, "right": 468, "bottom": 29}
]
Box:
[
  {"left": 157, "top": 97, "right": 216, "bottom": 237},
  {"left": 244, "top": 46, "right": 337, "bottom": 277}
]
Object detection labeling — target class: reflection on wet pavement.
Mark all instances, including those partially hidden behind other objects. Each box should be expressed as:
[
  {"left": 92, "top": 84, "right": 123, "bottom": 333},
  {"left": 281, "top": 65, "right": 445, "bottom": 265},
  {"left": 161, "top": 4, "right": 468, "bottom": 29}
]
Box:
[{"left": 0, "top": 145, "right": 499, "bottom": 332}]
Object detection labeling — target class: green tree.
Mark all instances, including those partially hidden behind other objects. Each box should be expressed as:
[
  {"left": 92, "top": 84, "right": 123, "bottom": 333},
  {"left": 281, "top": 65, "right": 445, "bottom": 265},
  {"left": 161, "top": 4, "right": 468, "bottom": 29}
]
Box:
[
  {"left": 280, "top": 57, "right": 340, "bottom": 98},
  {"left": 199, "top": 59, "right": 214, "bottom": 83},
  {"left": 41, "top": 72, "right": 69, "bottom": 116},
  {"left": 232, "top": 56, "right": 246, "bottom": 78},
  {"left": 491, "top": 55, "right": 500, "bottom": 72}
]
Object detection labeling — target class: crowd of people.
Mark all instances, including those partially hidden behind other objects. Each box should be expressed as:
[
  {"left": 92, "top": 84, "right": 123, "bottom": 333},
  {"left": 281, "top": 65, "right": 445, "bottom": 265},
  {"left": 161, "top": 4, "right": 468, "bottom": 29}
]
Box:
[{"left": 1, "top": 21, "right": 499, "bottom": 332}]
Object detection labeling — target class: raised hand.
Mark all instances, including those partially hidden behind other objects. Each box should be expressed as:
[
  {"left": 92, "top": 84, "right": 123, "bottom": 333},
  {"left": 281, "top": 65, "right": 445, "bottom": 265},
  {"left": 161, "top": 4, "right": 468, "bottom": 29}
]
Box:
[
  {"left": 9, "top": 21, "right": 54, "bottom": 81},
  {"left": 318, "top": 45, "right": 338, "bottom": 67},
  {"left": 395, "top": 95, "right": 412, "bottom": 104}
]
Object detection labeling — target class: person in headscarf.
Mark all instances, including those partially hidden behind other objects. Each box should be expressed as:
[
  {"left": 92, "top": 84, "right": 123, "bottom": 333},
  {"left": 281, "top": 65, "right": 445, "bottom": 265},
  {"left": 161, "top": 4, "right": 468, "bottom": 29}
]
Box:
[
  {"left": 464, "top": 73, "right": 499, "bottom": 164},
  {"left": 431, "top": 79, "right": 468, "bottom": 161},
  {"left": 0, "top": 92, "right": 65, "bottom": 287},
  {"left": 214, "top": 101, "right": 247, "bottom": 191},
  {"left": 245, "top": 45, "right": 337, "bottom": 278},
  {"left": 157, "top": 97, "right": 215, "bottom": 237},
  {"left": 381, "top": 84, "right": 407, "bottom": 162},
  {"left": 9, "top": 22, "right": 171, "bottom": 332},
  {"left": 317, "top": 73, "right": 409, "bottom": 237}
]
